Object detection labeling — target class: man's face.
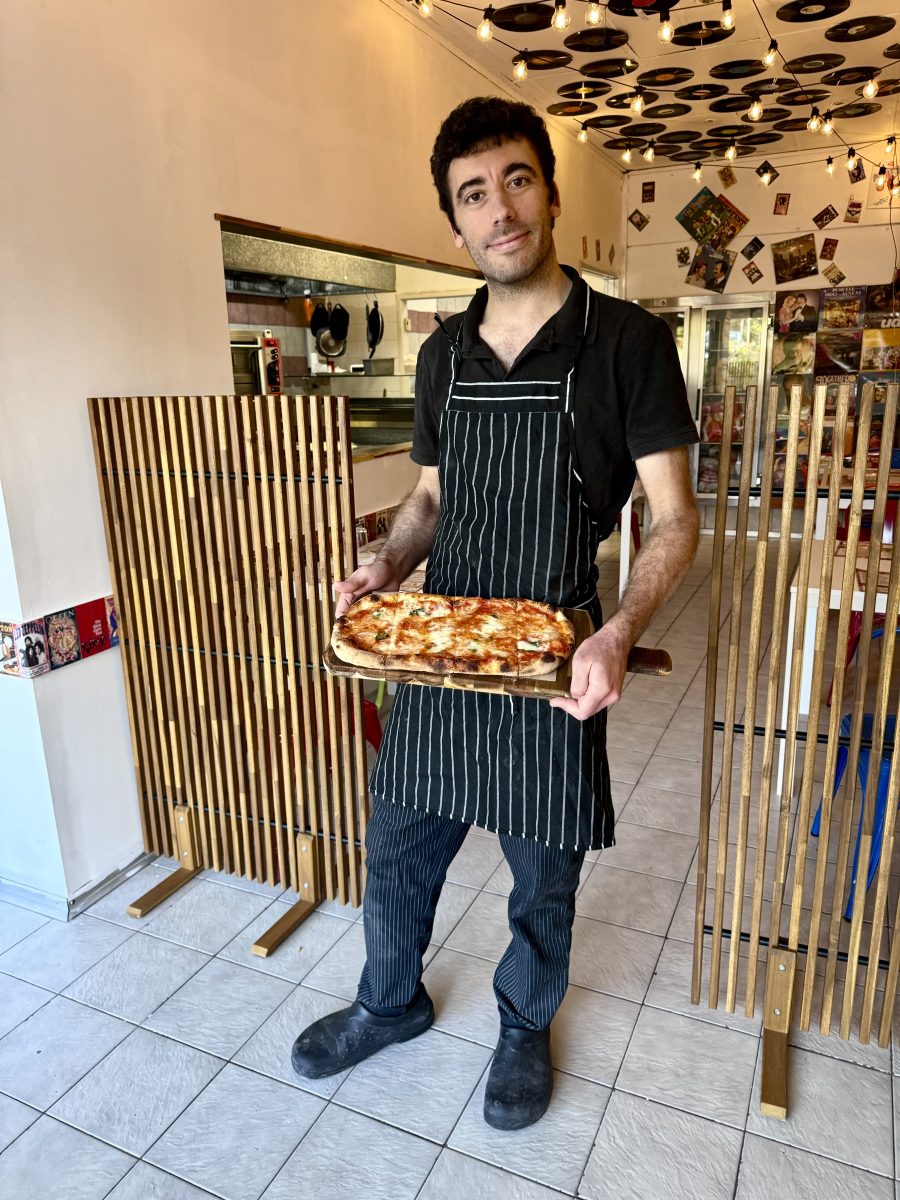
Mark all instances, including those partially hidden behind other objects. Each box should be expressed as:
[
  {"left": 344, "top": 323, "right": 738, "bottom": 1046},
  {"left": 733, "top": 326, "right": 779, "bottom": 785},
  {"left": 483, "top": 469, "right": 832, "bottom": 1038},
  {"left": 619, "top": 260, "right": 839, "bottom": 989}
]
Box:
[{"left": 445, "top": 137, "right": 560, "bottom": 285}]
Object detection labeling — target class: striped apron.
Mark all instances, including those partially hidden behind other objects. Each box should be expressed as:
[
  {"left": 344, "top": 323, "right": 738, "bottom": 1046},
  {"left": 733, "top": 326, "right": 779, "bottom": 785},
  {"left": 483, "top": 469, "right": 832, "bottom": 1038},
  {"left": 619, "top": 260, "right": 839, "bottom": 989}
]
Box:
[{"left": 370, "top": 296, "right": 614, "bottom": 851}]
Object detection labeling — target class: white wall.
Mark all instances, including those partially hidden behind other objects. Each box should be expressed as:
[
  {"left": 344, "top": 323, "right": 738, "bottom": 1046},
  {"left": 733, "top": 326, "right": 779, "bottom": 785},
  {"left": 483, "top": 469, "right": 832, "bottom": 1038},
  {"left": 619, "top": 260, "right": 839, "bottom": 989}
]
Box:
[
  {"left": 623, "top": 151, "right": 899, "bottom": 300},
  {"left": 1, "top": 0, "right": 622, "bottom": 906}
]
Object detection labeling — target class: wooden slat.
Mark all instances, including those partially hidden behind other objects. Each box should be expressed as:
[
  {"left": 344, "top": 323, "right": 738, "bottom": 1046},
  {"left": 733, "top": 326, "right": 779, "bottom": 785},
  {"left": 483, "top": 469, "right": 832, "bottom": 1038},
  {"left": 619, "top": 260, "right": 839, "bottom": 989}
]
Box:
[{"left": 693, "top": 385, "right": 736, "bottom": 1008}]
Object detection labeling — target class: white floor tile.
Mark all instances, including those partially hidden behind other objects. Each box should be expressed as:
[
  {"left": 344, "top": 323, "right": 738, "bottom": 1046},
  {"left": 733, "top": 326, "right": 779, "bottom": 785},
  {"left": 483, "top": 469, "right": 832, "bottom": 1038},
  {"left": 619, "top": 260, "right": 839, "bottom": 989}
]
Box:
[
  {"left": 419, "top": 1149, "right": 565, "bottom": 1199},
  {"left": 62, "top": 933, "right": 208, "bottom": 1023},
  {"left": 0, "top": 972, "right": 53, "bottom": 1039},
  {"left": 0, "top": 1091, "right": 38, "bottom": 1153},
  {"left": 217, "top": 905, "right": 353, "bottom": 983},
  {"left": 0, "top": 915, "right": 132, "bottom": 992},
  {"left": 105, "top": 1160, "right": 220, "bottom": 1198},
  {"left": 576, "top": 864, "right": 682, "bottom": 935},
  {"left": 0, "top": 1115, "right": 134, "bottom": 1200},
  {"left": 0, "top": 901, "right": 49, "bottom": 956},
  {"left": 736, "top": 1132, "right": 894, "bottom": 1200}
]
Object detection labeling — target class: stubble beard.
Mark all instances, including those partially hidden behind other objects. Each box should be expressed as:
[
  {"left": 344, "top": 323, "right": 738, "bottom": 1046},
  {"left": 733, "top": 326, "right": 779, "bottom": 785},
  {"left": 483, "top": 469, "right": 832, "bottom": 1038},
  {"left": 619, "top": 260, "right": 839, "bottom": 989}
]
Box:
[{"left": 460, "top": 221, "right": 558, "bottom": 300}]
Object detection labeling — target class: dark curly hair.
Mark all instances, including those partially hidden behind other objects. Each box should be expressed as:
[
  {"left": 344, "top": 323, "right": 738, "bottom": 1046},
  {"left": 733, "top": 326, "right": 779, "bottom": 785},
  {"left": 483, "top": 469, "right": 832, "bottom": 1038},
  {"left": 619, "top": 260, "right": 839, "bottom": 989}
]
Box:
[{"left": 430, "top": 97, "right": 557, "bottom": 231}]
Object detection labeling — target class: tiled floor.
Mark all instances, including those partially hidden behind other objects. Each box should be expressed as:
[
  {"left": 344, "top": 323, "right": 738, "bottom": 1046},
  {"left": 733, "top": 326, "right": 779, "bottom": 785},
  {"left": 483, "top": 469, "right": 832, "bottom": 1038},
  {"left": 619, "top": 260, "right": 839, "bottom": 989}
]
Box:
[{"left": 0, "top": 534, "right": 898, "bottom": 1199}]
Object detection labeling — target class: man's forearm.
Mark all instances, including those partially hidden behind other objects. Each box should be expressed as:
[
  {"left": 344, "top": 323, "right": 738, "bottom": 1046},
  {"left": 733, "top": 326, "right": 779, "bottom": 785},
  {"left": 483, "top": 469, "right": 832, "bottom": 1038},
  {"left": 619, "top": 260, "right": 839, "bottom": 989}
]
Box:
[
  {"left": 375, "top": 487, "right": 441, "bottom": 582},
  {"left": 604, "top": 509, "right": 700, "bottom": 649}
]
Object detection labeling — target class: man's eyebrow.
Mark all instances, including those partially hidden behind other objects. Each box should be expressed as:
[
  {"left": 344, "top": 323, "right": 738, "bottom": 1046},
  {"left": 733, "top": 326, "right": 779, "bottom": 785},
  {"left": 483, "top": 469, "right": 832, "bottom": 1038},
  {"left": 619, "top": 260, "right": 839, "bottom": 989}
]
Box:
[{"left": 455, "top": 161, "right": 538, "bottom": 201}]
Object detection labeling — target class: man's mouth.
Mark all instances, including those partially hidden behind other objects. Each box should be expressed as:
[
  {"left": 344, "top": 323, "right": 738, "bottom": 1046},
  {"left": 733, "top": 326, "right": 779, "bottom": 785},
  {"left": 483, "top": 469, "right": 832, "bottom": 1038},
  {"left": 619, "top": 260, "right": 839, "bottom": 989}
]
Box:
[{"left": 489, "top": 231, "right": 529, "bottom": 251}]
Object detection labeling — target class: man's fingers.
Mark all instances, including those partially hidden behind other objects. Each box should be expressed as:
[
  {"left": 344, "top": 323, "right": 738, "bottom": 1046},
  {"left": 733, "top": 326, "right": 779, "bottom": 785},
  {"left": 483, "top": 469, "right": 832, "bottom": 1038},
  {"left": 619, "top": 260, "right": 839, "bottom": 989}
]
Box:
[{"left": 568, "top": 654, "right": 591, "bottom": 699}]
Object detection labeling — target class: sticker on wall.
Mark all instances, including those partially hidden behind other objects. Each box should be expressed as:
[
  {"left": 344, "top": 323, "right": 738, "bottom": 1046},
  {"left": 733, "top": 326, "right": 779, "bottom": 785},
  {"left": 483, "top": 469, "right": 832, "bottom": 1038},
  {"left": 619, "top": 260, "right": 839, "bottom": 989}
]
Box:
[
  {"left": 14, "top": 619, "right": 49, "bottom": 680},
  {"left": 608, "top": 243, "right": 616, "bottom": 265},
  {"left": 628, "top": 209, "right": 649, "bottom": 232},
  {"left": 105, "top": 596, "right": 119, "bottom": 647},
  {"left": 582, "top": 235, "right": 588, "bottom": 259},
  {"left": 676, "top": 246, "right": 691, "bottom": 265},
  {"left": 75, "top": 599, "right": 110, "bottom": 659},
  {"left": 820, "top": 237, "right": 839, "bottom": 260},
  {"left": 0, "top": 622, "right": 18, "bottom": 677},
  {"left": 773, "top": 192, "right": 791, "bottom": 215},
  {"left": 823, "top": 262, "right": 847, "bottom": 285},
  {"left": 755, "top": 160, "right": 780, "bottom": 186},
  {"left": 685, "top": 245, "right": 737, "bottom": 293},
  {"left": 595, "top": 239, "right": 602, "bottom": 262},
  {"left": 741, "top": 236, "right": 765, "bottom": 260},
  {"left": 844, "top": 199, "right": 863, "bottom": 223},
  {"left": 717, "top": 165, "right": 737, "bottom": 189},
  {"left": 848, "top": 158, "right": 866, "bottom": 185},
  {"left": 813, "top": 204, "right": 839, "bottom": 229},
  {"left": 775, "top": 289, "right": 820, "bottom": 332},
  {"left": 771, "top": 234, "right": 819, "bottom": 284},
  {"left": 743, "top": 261, "right": 764, "bottom": 284},
  {"left": 45, "top": 608, "right": 82, "bottom": 670},
  {"left": 641, "top": 181, "right": 656, "bottom": 204}
]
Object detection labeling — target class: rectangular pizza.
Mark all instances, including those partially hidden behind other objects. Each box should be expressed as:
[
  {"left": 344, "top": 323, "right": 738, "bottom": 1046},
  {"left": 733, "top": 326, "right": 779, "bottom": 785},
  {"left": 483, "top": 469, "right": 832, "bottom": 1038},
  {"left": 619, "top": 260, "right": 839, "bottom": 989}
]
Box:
[{"left": 331, "top": 592, "right": 575, "bottom": 678}]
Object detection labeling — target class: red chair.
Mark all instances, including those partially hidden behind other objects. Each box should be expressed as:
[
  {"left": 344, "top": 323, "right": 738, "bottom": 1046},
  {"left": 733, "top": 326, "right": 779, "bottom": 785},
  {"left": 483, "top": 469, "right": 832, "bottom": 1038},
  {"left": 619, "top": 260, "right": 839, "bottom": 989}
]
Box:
[{"left": 362, "top": 698, "right": 383, "bottom": 751}]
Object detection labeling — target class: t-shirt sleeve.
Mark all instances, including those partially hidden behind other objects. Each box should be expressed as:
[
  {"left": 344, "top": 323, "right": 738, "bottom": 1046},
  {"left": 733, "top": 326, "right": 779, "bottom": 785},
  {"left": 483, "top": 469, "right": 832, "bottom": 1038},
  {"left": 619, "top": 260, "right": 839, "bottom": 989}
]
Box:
[
  {"left": 411, "top": 348, "right": 439, "bottom": 466},
  {"left": 620, "top": 318, "right": 699, "bottom": 461}
]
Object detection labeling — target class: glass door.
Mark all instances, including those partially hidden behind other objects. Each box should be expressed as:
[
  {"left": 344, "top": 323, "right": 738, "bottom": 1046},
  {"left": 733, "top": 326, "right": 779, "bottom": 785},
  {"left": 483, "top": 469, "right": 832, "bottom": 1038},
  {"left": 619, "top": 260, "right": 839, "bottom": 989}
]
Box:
[{"left": 697, "top": 304, "right": 768, "bottom": 497}]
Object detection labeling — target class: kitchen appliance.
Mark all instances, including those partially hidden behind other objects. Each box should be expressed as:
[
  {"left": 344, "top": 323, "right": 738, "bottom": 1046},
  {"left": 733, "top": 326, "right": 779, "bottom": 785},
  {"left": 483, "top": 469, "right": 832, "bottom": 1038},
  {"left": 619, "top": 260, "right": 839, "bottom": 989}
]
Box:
[{"left": 230, "top": 330, "right": 282, "bottom": 394}]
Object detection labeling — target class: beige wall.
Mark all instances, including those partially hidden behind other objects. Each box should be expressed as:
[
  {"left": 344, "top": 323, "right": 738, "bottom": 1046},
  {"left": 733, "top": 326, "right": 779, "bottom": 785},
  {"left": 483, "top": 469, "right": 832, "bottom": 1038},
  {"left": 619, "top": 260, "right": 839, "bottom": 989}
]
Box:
[{"left": 0, "top": 0, "right": 622, "bottom": 906}]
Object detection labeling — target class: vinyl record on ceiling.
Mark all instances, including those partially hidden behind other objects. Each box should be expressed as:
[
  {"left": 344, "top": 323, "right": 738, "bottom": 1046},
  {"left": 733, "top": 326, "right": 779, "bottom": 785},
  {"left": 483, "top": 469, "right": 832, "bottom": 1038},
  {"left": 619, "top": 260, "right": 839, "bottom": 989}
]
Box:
[
  {"left": 710, "top": 60, "right": 768, "bottom": 80},
  {"left": 773, "top": 116, "right": 817, "bottom": 131},
  {"left": 741, "top": 77, "right": 794, "bottom": 95},
  {"left": 740, "top": 106, "right": 791, "bottom": 123},
  {"left": 732, "top": 144, "right": 756, "bottom": 157},
  {"left": 784, "top": 52, "right": 845, "bottom": 73},
  {"left": 607, "top": 0, "right": 684, "bottom": 15},
  {"left": 691, "top": 138, "right": 733, "bottom": 151},
  {"left": 671, "top": 21, "right": 734, "bottom": 47},
  {"left": 558, "top": 80, "right": 611, "bottom": 98},
  {"left": 675, "top": 83, "right": 728, "bottom": 100},
  {"left": 643, "top": 103, "right": 692, "bottom": 120},
  {"left": 776, "top": 0, "right": 850, "bottom": 23},
  {"left": 627, "top": 122, "right": 666, "bottom": 138},
  {"left": 707, "top": 124, "right": 752, "bottom": 139},
  {"left": 885, "top": 43, "right": 900, "bottom": 60},
  {"left": 709, "top": 96, "right": 754, "bottom": 113},
  {"left": 657, "top": 129, "right": 703, "bottom": 143},
  {"left": 826, "top": 16, "right": 896, "bottom": 43},
  {"left": 832, "top": 100, "right": 882, "bottom": 117},
  {"left": 779, "top": 87, "right": 831, "bottom": 105},
  {"left": 564, "top": 27, "right": 628, "bottom": 52},
  {"left": 603, "top": 137, "right": 639, "bottom": 150},
  {"left": 858, "top": 76, "right": 900, "bottom": 97},
  {"left": 638, "top": 67, "right": 694, "bottom": 87},
  {"left": 821, "top": 66, "right": 879, "bottom": 86},
  {"left": 582, "top": 57, "right": 640, "bottom": 79},
  {"left": 547, "top": 101, "right": 598, "bottom": 117},
  {"left": 584, "top": 114, "right": 630, "bottom": 128},
  {"left": 606, "top": 90, "right": 659, "bottom": 108},
  {"left": 520, "top": 49, "right": 573, "bottom": 70},
  {"left": 741, "top": 131, "right": 784, "bottom": 145},
  {"left": 669, "top": 149, "right": 711, "bottom": 161},
  {"left": 491, "top": 3, "right": 553, "bottom": 32}
]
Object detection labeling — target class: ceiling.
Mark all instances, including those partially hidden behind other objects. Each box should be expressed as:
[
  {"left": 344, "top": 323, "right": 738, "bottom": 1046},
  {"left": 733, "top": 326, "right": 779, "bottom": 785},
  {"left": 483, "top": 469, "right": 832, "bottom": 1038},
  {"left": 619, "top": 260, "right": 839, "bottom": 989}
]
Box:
[{"left": 388, "top": 0, "right": 900, "bottom": 174}]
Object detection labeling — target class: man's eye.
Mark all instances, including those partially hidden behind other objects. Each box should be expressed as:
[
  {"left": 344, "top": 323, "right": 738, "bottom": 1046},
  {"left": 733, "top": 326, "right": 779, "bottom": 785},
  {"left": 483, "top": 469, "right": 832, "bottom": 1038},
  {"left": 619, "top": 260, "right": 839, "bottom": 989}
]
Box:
[
  {"left": 464, "top": 191, "right": 483, "bottom": 204},
  {"left": 509, "top": 176, "right": 529, "bottom": 188}
]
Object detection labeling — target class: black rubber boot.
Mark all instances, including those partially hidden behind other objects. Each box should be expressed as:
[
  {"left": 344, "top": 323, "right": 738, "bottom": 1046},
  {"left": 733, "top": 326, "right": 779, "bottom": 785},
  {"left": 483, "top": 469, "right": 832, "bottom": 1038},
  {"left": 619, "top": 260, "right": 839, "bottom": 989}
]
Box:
[
  {"left": 290, "top": 988, "right": 434, "bottom": 1079},
  {"left": 483, "top": 1025, "right": 553, "bottom": 1131}
]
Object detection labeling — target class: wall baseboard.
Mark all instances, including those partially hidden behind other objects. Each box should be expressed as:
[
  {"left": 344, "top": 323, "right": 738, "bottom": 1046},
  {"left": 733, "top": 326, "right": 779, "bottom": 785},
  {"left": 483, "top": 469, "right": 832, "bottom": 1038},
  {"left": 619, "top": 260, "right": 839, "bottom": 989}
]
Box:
[{"left": 0, "top": 851, "right": 162, "bottom": 922}]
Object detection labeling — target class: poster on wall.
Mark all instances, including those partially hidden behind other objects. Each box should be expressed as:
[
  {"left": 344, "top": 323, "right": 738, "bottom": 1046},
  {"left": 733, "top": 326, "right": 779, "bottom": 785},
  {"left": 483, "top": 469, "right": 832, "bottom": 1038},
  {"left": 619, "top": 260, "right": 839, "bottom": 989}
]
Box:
[
  {"left": 675, "top": 188, "right": 746, "bottom": 249},
  {"left": 685, "top": 245, "right": 737, "bottom": 292},
  {"left": 743, "top": 261, "right": 763, "bottom": 284},
  {"left": 865, "top": 283, "right": 900, "bottom": 328},
  {"left": 44, "top": 608, "right": 82, "bottom": 670},
  {"left": 771, "top": 235, "right": 818, "bottom": 284},
  {"left": 0, "top": 622, "right": 18, "bottom": 677},
  {"left": 812, "top": 204, "right": 839, "bottom": 229},
  {"left": 867, "top": 168, "right": 900, "bottom": 209},
  {"left": 14, "top": 619, "right": 49, "bottom": 680},
  {"left": 815, "top": 330, "right": 863, "bottom": 375},
  {"left": 861, "top": 328, "right": 900, "bottom": 371},
  {"left": 628, "top": 209, "right": 649, "bottom": 232},
  {"left": 75, "top": 599, "right": 110, "bottom": 659},
  {"left": 718, "top": 165, "right": 737, "bottom": 189},
  {"left": 858, "top": 372, "right": 896, "bottom": 407},
  {"left": 820, "top": 237, "right": 839, "bottom": 261},
  {"left": 823, "top": 263, "right": 847, "bottom": 285},
  {"left": 845, "top": 199, "right": 863, "bottom": 223},
  {"left": 772, "top": 332, "right": 815, "bottom": 377},
  {"left": 820, "top": 286, "right": 866, "bottom": 329},
  {"left": 775, "top": 289, "right": 819, "bottom": 333},
  {"left": 741, "top": 237, "right": 764, "bottom": 260},
  {"left": 815, "top": 374, "right": 858, "bottom": 419},
  {"left": 773, "top": 193, "right": 791, "bottom": 215}
]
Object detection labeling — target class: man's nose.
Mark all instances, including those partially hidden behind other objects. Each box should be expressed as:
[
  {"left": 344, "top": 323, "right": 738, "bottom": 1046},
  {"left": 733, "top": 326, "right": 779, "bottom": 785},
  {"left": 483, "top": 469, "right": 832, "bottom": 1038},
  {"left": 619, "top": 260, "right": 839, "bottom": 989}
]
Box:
[{"left": 489, "top": 189, "right": 517, "bottom": 222}]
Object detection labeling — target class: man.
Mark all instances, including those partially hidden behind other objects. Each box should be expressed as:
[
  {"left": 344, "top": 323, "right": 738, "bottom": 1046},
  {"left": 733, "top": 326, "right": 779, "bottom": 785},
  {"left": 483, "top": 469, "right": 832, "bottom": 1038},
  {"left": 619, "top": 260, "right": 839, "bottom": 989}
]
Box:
[{"left": 292, "top": 97, "right": 699, "bottom": 1130}]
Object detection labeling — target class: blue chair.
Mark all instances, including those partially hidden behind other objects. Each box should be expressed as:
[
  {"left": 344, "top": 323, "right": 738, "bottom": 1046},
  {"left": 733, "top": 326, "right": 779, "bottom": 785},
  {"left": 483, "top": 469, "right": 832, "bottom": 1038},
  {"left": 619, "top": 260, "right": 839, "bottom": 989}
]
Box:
[{"left": 811, "top": 712, "right": 896, "bottom": 920}]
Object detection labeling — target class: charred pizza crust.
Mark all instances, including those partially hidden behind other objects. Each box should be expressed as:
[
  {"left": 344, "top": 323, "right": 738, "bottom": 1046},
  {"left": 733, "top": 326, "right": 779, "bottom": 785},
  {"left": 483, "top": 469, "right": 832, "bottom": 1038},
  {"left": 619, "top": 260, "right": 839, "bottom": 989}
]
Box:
[{"left": 332, "top": 592, "right": 575, "bottom": 678}]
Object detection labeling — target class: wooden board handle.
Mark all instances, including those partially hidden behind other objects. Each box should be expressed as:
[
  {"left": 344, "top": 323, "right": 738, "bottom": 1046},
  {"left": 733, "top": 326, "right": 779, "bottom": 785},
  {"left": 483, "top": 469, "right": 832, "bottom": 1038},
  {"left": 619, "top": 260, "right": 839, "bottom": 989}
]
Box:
[{"left": 626, "top": 646, "right": 672, "bottom": 677}]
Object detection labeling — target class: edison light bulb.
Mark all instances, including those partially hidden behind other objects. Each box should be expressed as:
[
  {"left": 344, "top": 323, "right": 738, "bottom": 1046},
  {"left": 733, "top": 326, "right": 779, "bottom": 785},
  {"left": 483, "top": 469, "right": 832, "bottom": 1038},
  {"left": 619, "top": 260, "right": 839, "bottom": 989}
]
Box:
[
  {"left": 513, "top": 55, "right": 527, "bottom": 82},
  {"left": 578, "top": 124, "right": 588, "bottom": 144},
  {"left": 826, "top": 156, "right": 834, "bottom": 175},
  {"left": 721, "top": 0, "right": 734, "bottom": 31},
  {"left": 586, "top": 2, "right": 601, "bottom": 23},
  {"left": 622, "top": 145, "right": 633, "bottom": 163},
  {"left": 692, "top": 162, "right": 703, "bottom": 181},
  {"left": 876, "top": 165, "right": 888, "bottom": 191},
  {"left": 552, "top": 1, "right": 570, "bottom": 31},
  {"left": 659, "top": 11, "right": 674, "bottom": 42},
  {"left": 886, "top": 135, "right": 896, "bottom": 156},
  {"left": 863, "top": 76, "right": 879, "bottom": 100},
  {"left": 748, "top": 96, "right": 763, "bottom": 121},
  {"left": 822, "top": 111, "right": 834, "bottom": 135},
  {"left": 763, "top": 39, "right": 778, "bottom": 68},
  {"left": 630, "top": 88, "right": 645, "bottom": 115},
  {"left": 807, "top": 108, "right": 822, "bottom": 133},
  {"left": 847, "top": 147, "right": 858, "bottom": 171},
  {"left": 417, "top": 0, "right": 432, "bottom": 16},
  {"left": 643, "top": 141, "right": 655, "bottom": 162},
  {"left": 760, "top": 169, "right": 773, "bottom": 186},
  {"left": 477, "top": 7, "right": 494, "bottom": 39},
  {"left": 725, "top": 140, "right": 737, "bottom": 161}
]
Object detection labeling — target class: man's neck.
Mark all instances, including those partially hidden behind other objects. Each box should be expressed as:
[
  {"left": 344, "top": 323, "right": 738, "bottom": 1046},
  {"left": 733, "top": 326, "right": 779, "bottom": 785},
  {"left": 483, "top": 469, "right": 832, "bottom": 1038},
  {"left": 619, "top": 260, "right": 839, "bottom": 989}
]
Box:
[{"left": 482, "top": 253, "right": 572, "bottom": 331}]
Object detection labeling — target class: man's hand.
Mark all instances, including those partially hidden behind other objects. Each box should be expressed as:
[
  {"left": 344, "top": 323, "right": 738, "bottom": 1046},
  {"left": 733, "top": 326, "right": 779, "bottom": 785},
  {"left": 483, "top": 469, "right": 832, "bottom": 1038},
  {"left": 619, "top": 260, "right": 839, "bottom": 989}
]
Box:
[
  {"left": 548, "top": 624, "right": 630, "bottom": 721},
  {"left": 333, "top": 558, "right": 401, "bottom": 618}
]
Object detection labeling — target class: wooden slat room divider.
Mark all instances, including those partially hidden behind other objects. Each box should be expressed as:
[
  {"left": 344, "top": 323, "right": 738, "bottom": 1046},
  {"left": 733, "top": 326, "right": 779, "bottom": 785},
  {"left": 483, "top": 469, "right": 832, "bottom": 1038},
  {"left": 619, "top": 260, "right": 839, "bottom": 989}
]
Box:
[
  {"left": 89, "top": 394, "right": 368, "bottom": 954},
  {"left": 694, "top": 381, "right": 900, "bottom": 1117}
]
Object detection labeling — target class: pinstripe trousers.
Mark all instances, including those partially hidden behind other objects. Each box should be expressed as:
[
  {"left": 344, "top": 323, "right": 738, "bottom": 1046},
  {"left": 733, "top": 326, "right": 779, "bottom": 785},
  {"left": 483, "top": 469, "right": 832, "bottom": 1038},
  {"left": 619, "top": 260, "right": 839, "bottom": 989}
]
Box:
[{"left": 356, "top": 797, "right": 585, "bottom": 1030}]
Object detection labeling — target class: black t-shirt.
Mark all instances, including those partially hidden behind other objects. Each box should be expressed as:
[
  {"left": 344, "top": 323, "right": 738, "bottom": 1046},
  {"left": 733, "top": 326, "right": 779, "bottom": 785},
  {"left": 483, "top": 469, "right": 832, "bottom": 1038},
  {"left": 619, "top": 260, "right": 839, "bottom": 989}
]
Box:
[{"left": 411, "top": 266, "right": 698, "bottom": 539}]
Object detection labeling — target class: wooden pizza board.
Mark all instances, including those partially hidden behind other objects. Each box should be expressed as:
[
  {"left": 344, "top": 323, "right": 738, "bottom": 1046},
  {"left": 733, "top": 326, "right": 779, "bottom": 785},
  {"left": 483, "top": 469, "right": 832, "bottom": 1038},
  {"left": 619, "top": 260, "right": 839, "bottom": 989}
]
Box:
[{"left": 324, "top": 608, "right": 671, "bottom": 699}]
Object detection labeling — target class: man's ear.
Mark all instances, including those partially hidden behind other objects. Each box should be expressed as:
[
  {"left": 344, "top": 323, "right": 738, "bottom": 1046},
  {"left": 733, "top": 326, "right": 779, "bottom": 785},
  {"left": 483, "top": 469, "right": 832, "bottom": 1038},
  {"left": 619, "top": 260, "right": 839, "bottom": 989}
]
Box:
[
  {"left": 549, "top": 183, "right": 562, "bottom": 220},
  {"left": 448, "top": 218, "right": 464, "bottom": 250}
]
